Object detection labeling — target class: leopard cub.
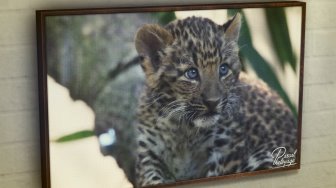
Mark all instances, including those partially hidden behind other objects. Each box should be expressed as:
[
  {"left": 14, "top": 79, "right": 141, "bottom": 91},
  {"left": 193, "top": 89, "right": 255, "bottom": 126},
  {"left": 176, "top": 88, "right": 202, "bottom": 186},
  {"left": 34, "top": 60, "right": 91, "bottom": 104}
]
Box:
[{"left": 134, "top": 14, "right": 297, "bottom": 187}]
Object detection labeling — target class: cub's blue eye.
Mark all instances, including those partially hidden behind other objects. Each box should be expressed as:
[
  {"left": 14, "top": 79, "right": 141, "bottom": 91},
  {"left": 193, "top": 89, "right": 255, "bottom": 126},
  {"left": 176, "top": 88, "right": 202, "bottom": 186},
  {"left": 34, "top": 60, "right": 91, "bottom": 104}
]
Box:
[
  {"left": 185, "top": 68, "right": 199, "bottom": 79},
  {"left": 219, "top": 64, "right": 229, "bottom": 77}
]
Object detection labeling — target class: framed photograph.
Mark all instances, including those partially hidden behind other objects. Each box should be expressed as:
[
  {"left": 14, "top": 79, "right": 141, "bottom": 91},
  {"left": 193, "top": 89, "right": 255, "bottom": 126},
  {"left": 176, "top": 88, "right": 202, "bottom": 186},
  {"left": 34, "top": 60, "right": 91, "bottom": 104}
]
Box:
[{"left": 37, "top": 1, "right": 305, "bottom": 188}]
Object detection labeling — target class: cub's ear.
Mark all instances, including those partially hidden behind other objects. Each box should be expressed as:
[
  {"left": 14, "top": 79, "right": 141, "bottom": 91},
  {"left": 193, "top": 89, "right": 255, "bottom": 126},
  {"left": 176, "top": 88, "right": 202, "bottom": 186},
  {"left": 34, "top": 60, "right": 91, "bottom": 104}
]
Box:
[
  {"left": 135, "top": 24, "right": 173, "bottom": 68},
  {"left": 223, "top": 13, "right": 241, "bottom": 42}
]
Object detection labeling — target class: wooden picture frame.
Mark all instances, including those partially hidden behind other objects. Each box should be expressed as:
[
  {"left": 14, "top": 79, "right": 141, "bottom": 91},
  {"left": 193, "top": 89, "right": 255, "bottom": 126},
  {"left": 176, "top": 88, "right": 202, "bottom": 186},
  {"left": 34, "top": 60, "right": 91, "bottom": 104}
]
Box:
[{"left": 37, "top": 1, "right": 305, "bottom": 188}]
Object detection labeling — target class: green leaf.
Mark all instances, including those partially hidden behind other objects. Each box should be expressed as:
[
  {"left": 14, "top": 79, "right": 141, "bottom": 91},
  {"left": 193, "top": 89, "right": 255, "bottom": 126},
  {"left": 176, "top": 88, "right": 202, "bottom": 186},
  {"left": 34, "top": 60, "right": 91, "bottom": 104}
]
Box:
[
  {"left": 151, "top": 12, "right": 176, "bottom": 25},
  {"left": 54, "top": 130, "right": 94, "bottom": 143},
  {"left": 265, "top": 8, "right": 297, "bottom": 71}
]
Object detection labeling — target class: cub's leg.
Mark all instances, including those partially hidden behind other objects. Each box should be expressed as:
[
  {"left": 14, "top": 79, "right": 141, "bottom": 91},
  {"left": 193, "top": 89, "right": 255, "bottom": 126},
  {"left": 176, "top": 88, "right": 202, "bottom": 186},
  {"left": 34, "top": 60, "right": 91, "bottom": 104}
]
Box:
[{"left": 136, "top": 127, "right": 175, "bottom": 187}]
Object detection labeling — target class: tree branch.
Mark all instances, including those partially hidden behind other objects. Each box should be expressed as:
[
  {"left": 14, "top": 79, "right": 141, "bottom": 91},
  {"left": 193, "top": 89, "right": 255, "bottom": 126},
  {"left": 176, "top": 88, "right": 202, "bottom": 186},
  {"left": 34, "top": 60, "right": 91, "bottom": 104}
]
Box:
[{"left": 107, "top": 56, "right": 143, "bottom": 80}]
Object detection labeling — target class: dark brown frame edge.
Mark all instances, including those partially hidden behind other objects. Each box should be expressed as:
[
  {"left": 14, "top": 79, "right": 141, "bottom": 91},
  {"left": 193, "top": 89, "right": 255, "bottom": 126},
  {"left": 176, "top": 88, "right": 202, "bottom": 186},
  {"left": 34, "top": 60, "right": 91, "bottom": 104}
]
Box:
[
  {"left": 36, "top": 1, "right": 306, "bottom": 188},
  {"left": 36, "top": 9, "right": 50, "bottom": 188}
]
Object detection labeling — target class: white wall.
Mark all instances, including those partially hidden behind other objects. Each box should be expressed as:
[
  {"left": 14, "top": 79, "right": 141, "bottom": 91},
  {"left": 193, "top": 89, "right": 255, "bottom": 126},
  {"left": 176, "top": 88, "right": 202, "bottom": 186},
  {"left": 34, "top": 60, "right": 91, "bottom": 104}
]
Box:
[{"left": 0, "top": 0, "right": 335, "bottom": 188}]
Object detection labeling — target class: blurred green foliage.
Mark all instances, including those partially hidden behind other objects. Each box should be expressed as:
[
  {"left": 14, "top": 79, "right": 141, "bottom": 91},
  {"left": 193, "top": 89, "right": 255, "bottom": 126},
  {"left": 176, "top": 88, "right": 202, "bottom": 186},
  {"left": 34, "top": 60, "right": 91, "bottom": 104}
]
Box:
[
  {"left": 55, "top": 130, "right": 94, "bottom": 143},
  {"left": 228, "top": 9, "right": 297, "bottom": 117},
  {"left": 266, "top": 8, "right": 297, "bottom": 71},
  {"left": 151, "top": 12, "right": 176, "bottom": 24}
]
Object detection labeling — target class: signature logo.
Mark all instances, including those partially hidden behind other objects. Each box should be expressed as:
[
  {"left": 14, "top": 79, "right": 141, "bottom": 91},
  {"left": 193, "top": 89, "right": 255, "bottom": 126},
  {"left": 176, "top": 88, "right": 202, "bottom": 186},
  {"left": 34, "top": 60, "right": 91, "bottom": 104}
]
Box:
[{"left": 271, "top": 147, "right": 297, "bottom": 168}]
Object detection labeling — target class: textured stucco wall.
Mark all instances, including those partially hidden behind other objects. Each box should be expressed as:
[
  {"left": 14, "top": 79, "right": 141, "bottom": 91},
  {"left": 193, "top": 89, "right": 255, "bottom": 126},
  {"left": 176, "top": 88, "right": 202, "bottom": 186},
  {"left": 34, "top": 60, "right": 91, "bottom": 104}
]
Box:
[{"left": 0, "top": 0, "right": 336, "bottom": 187}]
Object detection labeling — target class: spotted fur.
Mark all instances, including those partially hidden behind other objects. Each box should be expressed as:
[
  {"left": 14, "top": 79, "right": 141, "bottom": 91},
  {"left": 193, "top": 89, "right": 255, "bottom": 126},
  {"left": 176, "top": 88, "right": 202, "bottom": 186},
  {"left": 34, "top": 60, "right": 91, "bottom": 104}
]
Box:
[{"left": 134, "top": 14, "right": 297, "bottom": 187}]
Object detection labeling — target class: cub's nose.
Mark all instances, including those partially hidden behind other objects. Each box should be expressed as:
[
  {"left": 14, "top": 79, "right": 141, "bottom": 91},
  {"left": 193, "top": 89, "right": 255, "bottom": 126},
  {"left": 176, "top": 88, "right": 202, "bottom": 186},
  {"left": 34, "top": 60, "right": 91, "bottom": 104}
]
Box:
[{"left": 203, "top": 99, "right": 220, "bottom": 112}]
